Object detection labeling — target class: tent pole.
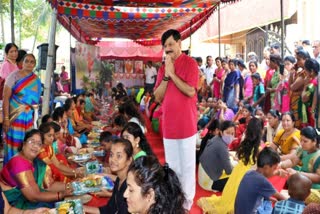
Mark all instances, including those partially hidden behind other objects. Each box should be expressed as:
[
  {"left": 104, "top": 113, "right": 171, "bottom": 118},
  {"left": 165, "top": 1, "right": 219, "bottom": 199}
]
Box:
[
  {"left": 218, "top": 3, "right": 221, "bottom": 57},
  {"left": 280, "top": 0, "right": 284, "bottom": 58},
  {"left": 42, "top": 8, "right": 57, "bottom": 116}
]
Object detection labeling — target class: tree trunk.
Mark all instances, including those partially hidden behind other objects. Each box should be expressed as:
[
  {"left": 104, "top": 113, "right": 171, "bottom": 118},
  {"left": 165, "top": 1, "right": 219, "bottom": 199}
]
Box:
[
  {"left": 10, "top": 0, "right": 14, "bottom": 43},
  {"left": 0, "top": 8, "right": 5, "bottom": 44},
  {"left": 31, "top": 23, "right": 39, "bottom": 53}
]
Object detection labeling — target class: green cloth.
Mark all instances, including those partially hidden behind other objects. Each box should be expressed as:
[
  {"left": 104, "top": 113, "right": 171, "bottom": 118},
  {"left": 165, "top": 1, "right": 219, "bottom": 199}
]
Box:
[
  {"left": 296, "top": 147, "right": 320, "bottom": 189},
  {"left": 135, "top": 88, "right": 145, "bottom": 104},
  {"left": 134, "top": 150, "right": 147, "bottom": 160},
  {"left": 4, "top": 158, "right": 53, "bottom": 209}
]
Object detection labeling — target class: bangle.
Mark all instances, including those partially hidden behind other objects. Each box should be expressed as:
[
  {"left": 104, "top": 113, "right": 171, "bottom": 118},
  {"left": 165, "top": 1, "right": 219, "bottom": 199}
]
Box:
[
  {"left": 163, "top": 76, "right": 170, "bottom": 81},
  {"left": 311, "top": 109, "right": 315, "bottom": 113}
]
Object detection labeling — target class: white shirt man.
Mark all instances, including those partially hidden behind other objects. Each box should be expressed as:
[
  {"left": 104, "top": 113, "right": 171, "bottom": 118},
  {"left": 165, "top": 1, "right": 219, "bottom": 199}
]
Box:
[
  {"left": 204, "top": 56, "right": 215, "bottom": 86},
  {"left": 313, "top": 40, "right": 320, "bottom": 64},
  {"left": 144, "top": 61, "right": 157, "bottom": 91}
]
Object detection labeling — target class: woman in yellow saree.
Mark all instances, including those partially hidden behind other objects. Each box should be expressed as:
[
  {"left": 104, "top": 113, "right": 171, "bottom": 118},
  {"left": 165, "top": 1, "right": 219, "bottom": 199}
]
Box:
[{"left": 198, "top": 117, "right": 263, "bottom": 214}]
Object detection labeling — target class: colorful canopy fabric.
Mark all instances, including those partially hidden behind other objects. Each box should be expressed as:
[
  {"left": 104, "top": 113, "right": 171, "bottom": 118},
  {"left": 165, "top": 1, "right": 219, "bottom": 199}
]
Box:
[{"left": 48, "top": 0, "right": 238, "bottom": 45}]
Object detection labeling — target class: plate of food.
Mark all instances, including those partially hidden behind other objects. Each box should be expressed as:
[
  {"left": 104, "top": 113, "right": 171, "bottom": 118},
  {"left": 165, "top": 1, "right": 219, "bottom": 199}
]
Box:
[
  {"left": 72, "top": 175, "right": 114, "bottom": 195},
  {"left": 55, "top": 199, "right": 83, "bottom": 214},
  {"left": 69, "top": 153, "right": 91, "bottom": 163}
]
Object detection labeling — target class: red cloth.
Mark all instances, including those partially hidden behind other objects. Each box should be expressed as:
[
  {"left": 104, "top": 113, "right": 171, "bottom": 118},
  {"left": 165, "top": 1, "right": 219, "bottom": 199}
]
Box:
[
  {"left": 268, "top": 175, "right": 287, "bottom": 192},
  {"left": 154, "top": 53, "right": 199, "bottom": 139},
  {"left": 86, "top": 195, "right": 109, "bottom": 207}
]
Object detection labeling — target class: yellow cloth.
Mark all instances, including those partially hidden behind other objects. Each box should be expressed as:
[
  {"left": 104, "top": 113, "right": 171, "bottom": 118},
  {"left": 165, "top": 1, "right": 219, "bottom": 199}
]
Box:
[
  {"left": 273, "top": 129, "right": 300, "bottom": 155},
  {"left": 197, "top": 158, "right": 254, "bottom": 214},
  {"left": 198, "top": 164, "right": 229, "bottom": 191}
]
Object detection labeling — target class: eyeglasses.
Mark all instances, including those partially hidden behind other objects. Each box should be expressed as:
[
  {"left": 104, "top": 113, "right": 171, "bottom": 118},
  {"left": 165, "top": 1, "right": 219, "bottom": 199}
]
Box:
[{"left": 27, "top": 139, "right": 43, "bottom": 147}]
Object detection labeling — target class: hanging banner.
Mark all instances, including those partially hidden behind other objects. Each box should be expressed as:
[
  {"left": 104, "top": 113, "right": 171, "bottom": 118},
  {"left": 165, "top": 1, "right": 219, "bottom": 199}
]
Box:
[{"left": 75, "top": 42, "right": 101, "bottom": 90}]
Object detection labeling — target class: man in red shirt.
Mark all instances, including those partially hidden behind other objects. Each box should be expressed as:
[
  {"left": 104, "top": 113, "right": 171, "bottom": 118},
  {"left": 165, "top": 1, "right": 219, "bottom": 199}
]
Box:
[{"left": 154, "top": 29, "right": 199, "bottom": 210}]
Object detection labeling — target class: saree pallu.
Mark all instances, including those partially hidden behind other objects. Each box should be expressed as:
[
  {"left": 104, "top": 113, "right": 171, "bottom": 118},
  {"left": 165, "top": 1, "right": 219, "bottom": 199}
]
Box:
[
  {"left": 3, "top": 158, "right": 54, "bottom": 209},
  {"left": 299, "top": 79, "right": 317, "bottom": 127},
  {"left": 38, "top": 145, "right": 70, "bottom": 183},
  {"left": 4, "top": 73, "right": 41, "bottom": 164}
]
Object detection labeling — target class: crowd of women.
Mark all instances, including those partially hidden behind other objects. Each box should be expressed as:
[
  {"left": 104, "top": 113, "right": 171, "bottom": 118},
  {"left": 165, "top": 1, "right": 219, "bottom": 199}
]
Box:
[{"left": 194, "top": 43, "right": 320, "bottom": 213}]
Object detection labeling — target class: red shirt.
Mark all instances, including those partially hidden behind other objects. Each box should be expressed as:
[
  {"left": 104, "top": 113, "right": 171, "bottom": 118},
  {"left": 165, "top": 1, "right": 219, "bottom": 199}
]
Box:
[{"left": 155, "top": 53, "right": 198, "bottom": 139}]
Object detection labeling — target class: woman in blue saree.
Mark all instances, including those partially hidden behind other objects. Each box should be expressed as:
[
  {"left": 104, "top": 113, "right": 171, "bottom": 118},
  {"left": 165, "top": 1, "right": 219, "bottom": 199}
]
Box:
[
  {"left": 2, "top": 54, "right": 41, "bottom": 164},
  {"left": 223, "top": 59, "right": 240, "bottom": 112},
  {"left": 0, "top": 130, "right": 69, "bottom": 209}
]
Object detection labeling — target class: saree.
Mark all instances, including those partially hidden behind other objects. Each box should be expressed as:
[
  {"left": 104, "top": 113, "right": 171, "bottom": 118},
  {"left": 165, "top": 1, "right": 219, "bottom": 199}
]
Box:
[
  {"left": 299, "top": 78, "right": 317, "bottom": 127},
  {"left": 223, "top": 70, "right": 239, "bottom": 110},
  {"left": 269, "top": 69, "right": 280, "bottom": 108},
  {"left": 197, "top": 156, "right": 254, "bottom": 214},
  {"left": 273, "top": 129, "right": 301, "bottom": 155},
  {"left": 290, "top": 70, "right": 305, "bottom": 128},
  {"left": 1, "top": 156, "right": 54, "bottom": 209},
  {"left": 4, "top": 72, "right": 41, "bottom": 164},
  {"left": 38, "top": 145, "right": 70, "bottom": 183}
]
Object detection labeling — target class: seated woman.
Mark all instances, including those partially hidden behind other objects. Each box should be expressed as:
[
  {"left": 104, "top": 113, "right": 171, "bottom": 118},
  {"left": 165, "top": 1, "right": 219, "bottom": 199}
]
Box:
[
  {"left": 119, "top": 101, "right": 146, "bottom": 133},
  {"left": 0, "top": 130, "right": 70, "bottom": 209},
  {"left": 264, "top": 109, "right": 282, "bottom": 144},
  {"left": 198, "top": 117, "right": 264, "bottom": 214},
  {"left": 229, "top": 104, "right": 253, "bottom": 150},
  {"left": 84, "top": 139, "right": 133, "bottom": 214},
  {"left": 280, "top": 126, "right": 320, "bottom": 189},
  {"left": 270, "top": 111, "right": 300, "bottom": 160},
  {"left": 38, "top": 123, "right": 83, "bottom": 182},
  {"left": 72, "top": 95, "right": 92, "bottom": 133},
  {"left": 198, "top": 121, "right": 236, "bottom": 191},
  {"left": 0, "top": 186, "right": 49, "bottom": 214},
  {"left": 121, "top": 122, "right": 155, "bottom": 160},
  {"left": 214, "top": 99, "right": 235, "bottom": 122},
  {"left": 124, "top": 156, "right": 186, "bottom": 214},
  {"left": 64, "top": 98, "right": 87, "bottom": 144}
]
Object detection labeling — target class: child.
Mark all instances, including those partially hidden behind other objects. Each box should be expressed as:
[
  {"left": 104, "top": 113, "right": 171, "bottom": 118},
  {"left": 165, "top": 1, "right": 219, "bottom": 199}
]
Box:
[
  {"left": 99, "top": 131, "right": 113, "bottom": 166},
  {"left": 235, "top": 147, "right": 286, "bottom": 214},
  {"left": 251, "top": 72, "right": 265, "bottom": 108},
  {"left": 273, "top": 173, "right": 312, "bottom": 214}
]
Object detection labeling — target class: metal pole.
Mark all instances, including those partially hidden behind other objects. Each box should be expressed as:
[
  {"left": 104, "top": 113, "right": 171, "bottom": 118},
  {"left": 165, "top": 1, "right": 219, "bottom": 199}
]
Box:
[
  {"left": 42, "top": 8, "right": 57, "bottom": 115},
  {"left": 10, "top": 0, "right": 14, "bottom": 43},
  {"left": 218, "top": 3, "right": 221, "bottom": 57},
  {"left": 280, "top": 0, "right": 284, "bottom": 58}
]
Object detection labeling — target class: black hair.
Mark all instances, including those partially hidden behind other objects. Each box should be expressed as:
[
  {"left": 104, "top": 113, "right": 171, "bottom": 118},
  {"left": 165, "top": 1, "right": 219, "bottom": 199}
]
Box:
[
  {"left": 114, "top": 114, "right": 127, "bottom": 127},
  {"left": 64, "top": 98, "right": 74, "bottom": 111},
  {"left": 41, "top": 114, "right": 52, "bottom": 124},
  {"left": 121, "top": 122, "right": 155, "bottom": 157},
  {"left": 281, "top": 111, "right": 296, "bottom": 122},
  {"left": 248, "top": 60, "right": 258, "bottom": 68},
  {"left": 302, "top": 40, "right": 311, "bottom": 46},
  {"left": 228, "top": 59, "right": 238, "bottom": 66},
  {"left": 79, "top": 99, "right": 85, "bottom": 105},
  {"left": 50, "top": 121, "right": 61, "bottom": 132},
  {"left": 120, "top": 102, "right": 145, "bottom": 126},
  {"left": 52, "top": 106, "right": 65, "bottom": 121},
  {"left": 304, "top": 58, "right": 320, "bottom": 75},
  {"left": 38, "top": 122, "right": 53, "bottom": 134},
  {"left": 19, "top": 129, "right": 43, "bottom": 151},
  {"left": 128, "top": 156, "right": 186, "bottom": 214},
  {"left": 268, "top": 109, "right": 281, "bottom": 119},
  {"left": 237, "top": 117, "right": 263, "bottom": 165},
  {"left": 284, "top": 55, "right": 296, "bottom": 64},
  {"left": 301, "top": 126, "right": 320, "bottom": 146},
  {"left": 296, "top": 50, "right": 311, "bottom": 60},
  {"left": 270, "top": 54, "right": 282, "bottom": 66},
  {"left": 220, "top": 120, "right": 236, "bottom": 135},
  {"left": 99, "top": 131, "right": 113, "bottom": 143},
  {"left": 257, "top": 147, "right": 280, "bottom": 168},
  {"left": 215, "top": 57, "right": 223, "bottom": 62},
  {"left": 112, "top": 138, "right": 133, "bottom": 160},
  {"left": 161, "top": 29, "right": 181, "bottom": 46},
  {"left": 207, "top": 119, "right": 221, "bottom": 131},
  {"left": 243, "top": 104, "right": 254, "bottom": 115},
  {"left": 4, "top": 43, "right": 18, "bottom": 54},
  {"left": 17, "top": 49, "right": 27, "bottom": 63},
  {"left": 195, "top": 57, "right": 203, "bottom": 63}
]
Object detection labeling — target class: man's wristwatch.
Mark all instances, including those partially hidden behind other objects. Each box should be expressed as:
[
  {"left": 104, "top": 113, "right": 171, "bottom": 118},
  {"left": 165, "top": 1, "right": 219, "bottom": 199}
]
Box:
[{"left": 163, "top": 76, "right": 170, "bottom": 81}]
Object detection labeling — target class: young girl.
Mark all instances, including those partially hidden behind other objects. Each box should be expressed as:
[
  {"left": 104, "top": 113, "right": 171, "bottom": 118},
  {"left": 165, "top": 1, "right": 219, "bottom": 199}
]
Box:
[
  {"left": 121, "top": 122, "right": 155, "bottom": 160},
  {"left": 38, "top": 123, "right": 83, "bottom": 182},
  {"left": 84, "top": 139, "right": 133, "bottom": 214}
]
